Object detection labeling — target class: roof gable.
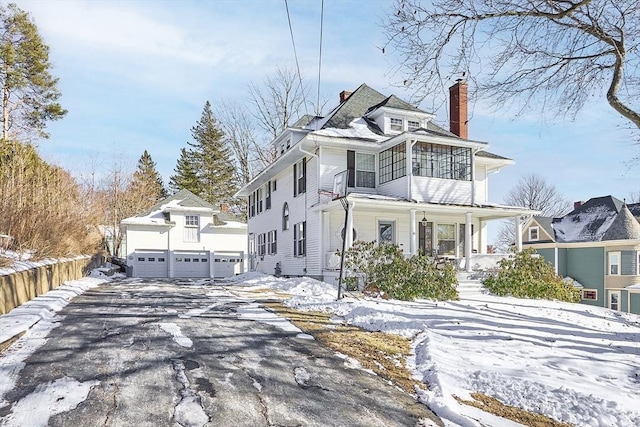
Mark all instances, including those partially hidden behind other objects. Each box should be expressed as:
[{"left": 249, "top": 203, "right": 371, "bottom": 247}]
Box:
[{"left": 321, "top": 84, "right": 389, "bottom": 130}]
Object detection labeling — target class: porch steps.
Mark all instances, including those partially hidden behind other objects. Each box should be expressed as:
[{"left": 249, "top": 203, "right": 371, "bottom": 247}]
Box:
[{"left": 456, "top": 273, "right": 489, "bottom": 298}]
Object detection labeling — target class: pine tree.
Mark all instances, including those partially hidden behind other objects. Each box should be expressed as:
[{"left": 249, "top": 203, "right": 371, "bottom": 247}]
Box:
[
  {"left": 0, "top": 4, "right": 67, "bottom": 143},
  {"left": 188, "top": 101, "right": 238, "bottom": 206},
  {"left": 128, "top": 150, "right": 166, "bottom": 209},
  {"left": 169, "top": 147, "right": 201, "bottom": 195}
]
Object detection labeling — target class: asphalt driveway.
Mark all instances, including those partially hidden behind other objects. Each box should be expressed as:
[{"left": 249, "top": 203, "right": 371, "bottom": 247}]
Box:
[{"left": 0, "top": 278, "right": 439, "bottom": 427}]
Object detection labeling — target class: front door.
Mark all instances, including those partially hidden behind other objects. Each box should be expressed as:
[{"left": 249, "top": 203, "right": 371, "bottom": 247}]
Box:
[
  {"left": 609, "top": 291, "right": 621, "bottom": 311},
  {"left": 248, "top": 234, "right": 256, "bottom": 271}
]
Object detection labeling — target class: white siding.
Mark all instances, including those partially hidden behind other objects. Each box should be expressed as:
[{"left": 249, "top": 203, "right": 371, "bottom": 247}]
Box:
[
  {"left": 378, "top": 177, "right": 408, "bottom": 199},
  {"left": 474, "top": 164, "right": 488, "bottom": 203},
  {"left": 319, "top": 147, "right": 345, "bottom": 192},
  {"left": 411, "top": 177, "right": 472, "bottom": 204}
]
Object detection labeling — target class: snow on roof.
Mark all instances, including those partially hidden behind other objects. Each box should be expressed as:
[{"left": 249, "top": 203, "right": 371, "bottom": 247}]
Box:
[
  {"left": 626, "top": 283, "right": 640, "bottom": 289},
  {"left": 563, "top": 277, "right": 583, "bottom": 288},
  {"left": 312, "top": 118, "right": 387, "bottom": 142},
  {"left": 553, "top": 204, "right": 617, "bottom": 242}
]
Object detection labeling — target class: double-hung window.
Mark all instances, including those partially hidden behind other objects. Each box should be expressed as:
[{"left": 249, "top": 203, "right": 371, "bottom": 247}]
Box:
[
  {"left": 390, "top": 117, "right": 403, "bottom": 132},
  {"left": 529, "top": 226, "right": 539, "bottom": 241},
  {"left": 266, "top": 182, "right": 271, "bottom": 210},
  {"left": 408, "top": 120, "right": 420, "bottom": 131},
  {"left": 184, "top": 215, "right": 199, "bottom": 243},
  {"left": 267, "top": 230, "right": 277, "bottom": 255},
  {"left": 347, "top": 151, "right": 375, "bottom": 188},
  {"left": 437, "top": 224, "right": 456, "bottom": 256},
  {"left": 294, "top": 222, "right": 306, "bottom": 256},
  {"left": 256, "top": 187, "right": 263, "bottom": 214},
  {"left": 608, "top": 252, "right": 621, "bottom": 275},
  {"left": 282, "top": 203, "right": 289, "bottom": 230},
  {"left": 258, "top": 233, "right": 266, "bottom": 257},
  {"left": 293, "top": 159, "right": 306, "bottom": 196}
]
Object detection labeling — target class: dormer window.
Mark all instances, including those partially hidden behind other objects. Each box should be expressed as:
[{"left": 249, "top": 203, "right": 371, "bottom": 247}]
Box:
[
  {"left": 390, "top": 117, "right": 403, "bottom": 132},
  {"left": 408, "top": 120, "right": 420, "bottom": 131},
  {"left": 529, "top": 226, "right": 539, "bottom": 241}
]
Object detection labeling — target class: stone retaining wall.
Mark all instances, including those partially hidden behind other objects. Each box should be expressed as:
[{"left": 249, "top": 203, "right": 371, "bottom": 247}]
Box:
[{"left": 0, "top": 255, "right": 104, "bottom": 315}]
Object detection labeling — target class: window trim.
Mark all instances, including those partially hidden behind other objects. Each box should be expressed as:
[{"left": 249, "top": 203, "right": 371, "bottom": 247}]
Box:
[
  {"left": 294, "top": 221, "right": 306, "bottom": 257},
  {"left": 293, "top": 158, "right": 306, "bottom": 196},
  {"left": 582, "top": 289, "right": 598, "bottom": 301},
  {"left": 529, "top": 226, "right": 539, "bottom": 241},
  {"left": 608, "top": 251, "right": 621, "bottom": 276},
  {"left": 609, "top": 290, "right": 621, "bottom": 311},
  {"left": 282, "top": 203, "right": 289, "bottom": 230},
  {"left": 407, "top": 120, "right": 420, "bottom": 131},
  {"left": 266, "top": 181, "right": 272, "bottom": 210},
  {"left": 389, "top": 117, "right": 403, "bottom": 132},
  {"left": 267, "top": 230, "right": 277, "bottom": 255},
  {"left": 436, "top": 223, "right": 456, "bottom": 256},
  {"left": 378, "top": 220, "right": 396, "bottom": 245},
  {"left": 185, "top": 215, "right": 199, "bottom": 227}
]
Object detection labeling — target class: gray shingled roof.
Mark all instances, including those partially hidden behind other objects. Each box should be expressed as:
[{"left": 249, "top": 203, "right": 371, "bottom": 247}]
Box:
[
  {"left": 552, "top": 195, "right": 638, "bottom": 243},
  {"left": 365, "top": 94, "right": 424, "bottom": 114},
  {"left": 602, "top": 204, "right": 640, "bottom": 240},
  {"left": 321, "top": 84, "right": 389, "bottom": 130},
  {"left": 140, "top": 189, "right": 214, "bottom": 217},
  {"left": 476, "top": 151, "right": 512, "bottom": 161},
  {"left": 533, "top": 216, "right": 555, "bottom": 240}
]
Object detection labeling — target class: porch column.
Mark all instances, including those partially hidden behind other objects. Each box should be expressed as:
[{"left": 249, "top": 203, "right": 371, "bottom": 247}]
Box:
[
  {"left": 515, "top": 216, "right": 523, "bottom": 252},
  {"left": 345, "top": 201, "right": 355, "bottom": 250},
  {"left": 409, "top": 209, "right": 417, "bottom": 255},
  {"left": 465, "top": 212, "right": 472, "bottom": 272}
]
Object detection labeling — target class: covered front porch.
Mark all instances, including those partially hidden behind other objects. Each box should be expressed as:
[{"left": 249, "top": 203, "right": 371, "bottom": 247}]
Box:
[{"left": 314, "top": 193, "right": 536, "bottom": 279}]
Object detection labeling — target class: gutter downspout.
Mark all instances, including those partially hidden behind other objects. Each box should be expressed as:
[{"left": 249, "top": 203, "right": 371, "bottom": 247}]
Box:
[{"left": 299, "top": 143, "right": 319, "bottom": 275}]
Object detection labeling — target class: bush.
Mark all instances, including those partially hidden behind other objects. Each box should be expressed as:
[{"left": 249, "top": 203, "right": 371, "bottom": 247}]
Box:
[
  {"left": 340, "top": 241, "right": 458, "bottom": 301},
  {"left": 483, "top": 248, "right": 581, "bottom": 302}
]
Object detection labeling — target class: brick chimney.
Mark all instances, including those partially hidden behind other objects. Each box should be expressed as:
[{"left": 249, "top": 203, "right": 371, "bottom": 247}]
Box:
[
  {"left": 340, "top": 90, "right": 352, "bottom": 103},
  {"left": 449, "top": 80, "right": 468, "bottom": 139},
  {"left": 573, "top": 201, "right": 584, "bottom": 210},
  {"left": 220, "top": 203, "right": 228, "bottom": 213}
]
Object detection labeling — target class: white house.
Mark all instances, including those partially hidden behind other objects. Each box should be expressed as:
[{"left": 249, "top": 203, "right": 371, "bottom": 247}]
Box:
[
  {"left": 235, "top": 82, "right": 535, "bottom": 282},
  {"left": 121, "top": 189, "right": 247, "bottom": 278}
]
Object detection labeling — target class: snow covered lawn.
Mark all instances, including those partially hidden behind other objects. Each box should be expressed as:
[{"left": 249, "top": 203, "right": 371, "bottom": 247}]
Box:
[{"left": 230, "top": 273, "right": 640, "bottom": 427}]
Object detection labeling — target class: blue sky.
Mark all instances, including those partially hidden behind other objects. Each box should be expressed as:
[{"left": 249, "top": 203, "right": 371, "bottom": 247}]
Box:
[{"left": 12, "top": 0, "right": 640, "bottom": 208}]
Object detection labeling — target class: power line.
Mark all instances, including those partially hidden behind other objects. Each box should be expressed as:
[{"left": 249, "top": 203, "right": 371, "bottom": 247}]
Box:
[
  {"left": 283, "top": 0, "right": 309, "bottom": 119},
  {"left": 316, "top": 0, "right": 324, "bottom": 119}
]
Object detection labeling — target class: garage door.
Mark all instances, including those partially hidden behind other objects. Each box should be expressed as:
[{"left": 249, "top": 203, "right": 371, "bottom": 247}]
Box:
[
  {"left": 134, "top": 251, "right": 168, "bottom": 278},
  {"left": 213, "top": 254, "right": 242, "bottom": 278},
  {"left": 174, "top": 251, "right": 210, "bottom": 278}
]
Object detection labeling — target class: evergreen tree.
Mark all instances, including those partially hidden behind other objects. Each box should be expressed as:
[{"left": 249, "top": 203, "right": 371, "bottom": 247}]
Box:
[
  {"left": 187, "top": 101, "right": 238, "bottom": 206},
  {"left": 0, "top": 3, "right": 67, "bottom": 142},
  {"left": 128, "top": 150, "right": 167, "bottom": 209},
  {"left": 169, "top": 147, "right": 201, "bottom": 195}
]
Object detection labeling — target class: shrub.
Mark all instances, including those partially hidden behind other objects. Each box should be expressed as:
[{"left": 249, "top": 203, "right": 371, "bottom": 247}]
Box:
[
  {"left": 340, "top": 241, "right": 458, "bottom": 301},
  {"left": 483, "top": 248, "right": 581, "bottom": 302}
]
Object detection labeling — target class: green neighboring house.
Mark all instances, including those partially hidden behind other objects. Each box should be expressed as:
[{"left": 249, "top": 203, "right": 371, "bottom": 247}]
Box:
[{"left": 522, "top": 196, "right": 640, "bottom": 315}]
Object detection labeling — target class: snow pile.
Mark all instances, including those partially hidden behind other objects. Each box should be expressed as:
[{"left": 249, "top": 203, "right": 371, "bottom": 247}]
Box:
[
  {"left": 313, "top": 118, "right": 387, "bottom": 142},
  {"left": 255, "top": 274, "right": 640, "bottom": 427},
  {"left": 0, "top": 274, "right": 111, "bottom": 344}
]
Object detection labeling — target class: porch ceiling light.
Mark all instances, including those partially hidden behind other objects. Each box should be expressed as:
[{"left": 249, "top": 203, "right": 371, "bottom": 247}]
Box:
[{"left": 420, "top": 211, "right": 428, "bottom": 225}]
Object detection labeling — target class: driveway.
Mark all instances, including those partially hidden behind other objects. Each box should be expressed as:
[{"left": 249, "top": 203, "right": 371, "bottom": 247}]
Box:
[{"left": 0, "top": 279, "right": 439, "bottom": 426}]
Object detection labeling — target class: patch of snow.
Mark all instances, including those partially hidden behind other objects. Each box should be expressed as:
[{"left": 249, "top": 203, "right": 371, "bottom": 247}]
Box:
[
  {"left": 171, "top": 359, "right": 208, "bottom": 427},
  {"left": 554, "top": 205, "right": 616, "bottom": 242},
  {"left": 236, "top": 302, "right": 302, "bottom": 334},
  {"left": 157, "top": 323, "right": 193, "bottom": 348},
  {"left": 178, "top": 303, "right": 219, "bottom": 319},
  {"left": 249, "top": 274, "right": 640, "bottom": 427},
  {"left": 312, "top": 118, "right": 388, "bottom": 142},
  {"left": 1, "top": 376, "right": 98, "bottom": 427}
]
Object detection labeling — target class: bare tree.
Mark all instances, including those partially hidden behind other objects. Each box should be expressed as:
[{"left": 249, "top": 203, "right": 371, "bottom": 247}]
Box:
[
  {"left": 384, "top": 1, "right": 640, "bottom": 132},
  {"left": 214, "top": 99, "right": 257, "bottom": 186},
  {"left": 495, "top": 173, "right": 572, "bottom": 251},
  {"left": 248, "top": 66, "right": 311, "bottom": 168}
]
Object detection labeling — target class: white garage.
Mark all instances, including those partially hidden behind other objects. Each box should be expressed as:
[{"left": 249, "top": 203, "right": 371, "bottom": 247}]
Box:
[
  {"left": 173, "top": 251, "right": 210, "bottom": 278},
  {"left": 213, "top": 254, "right": 243, "bottom": 278},
  {"left": 133, "top": 251, "right": 168, "bottom": 278}
]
